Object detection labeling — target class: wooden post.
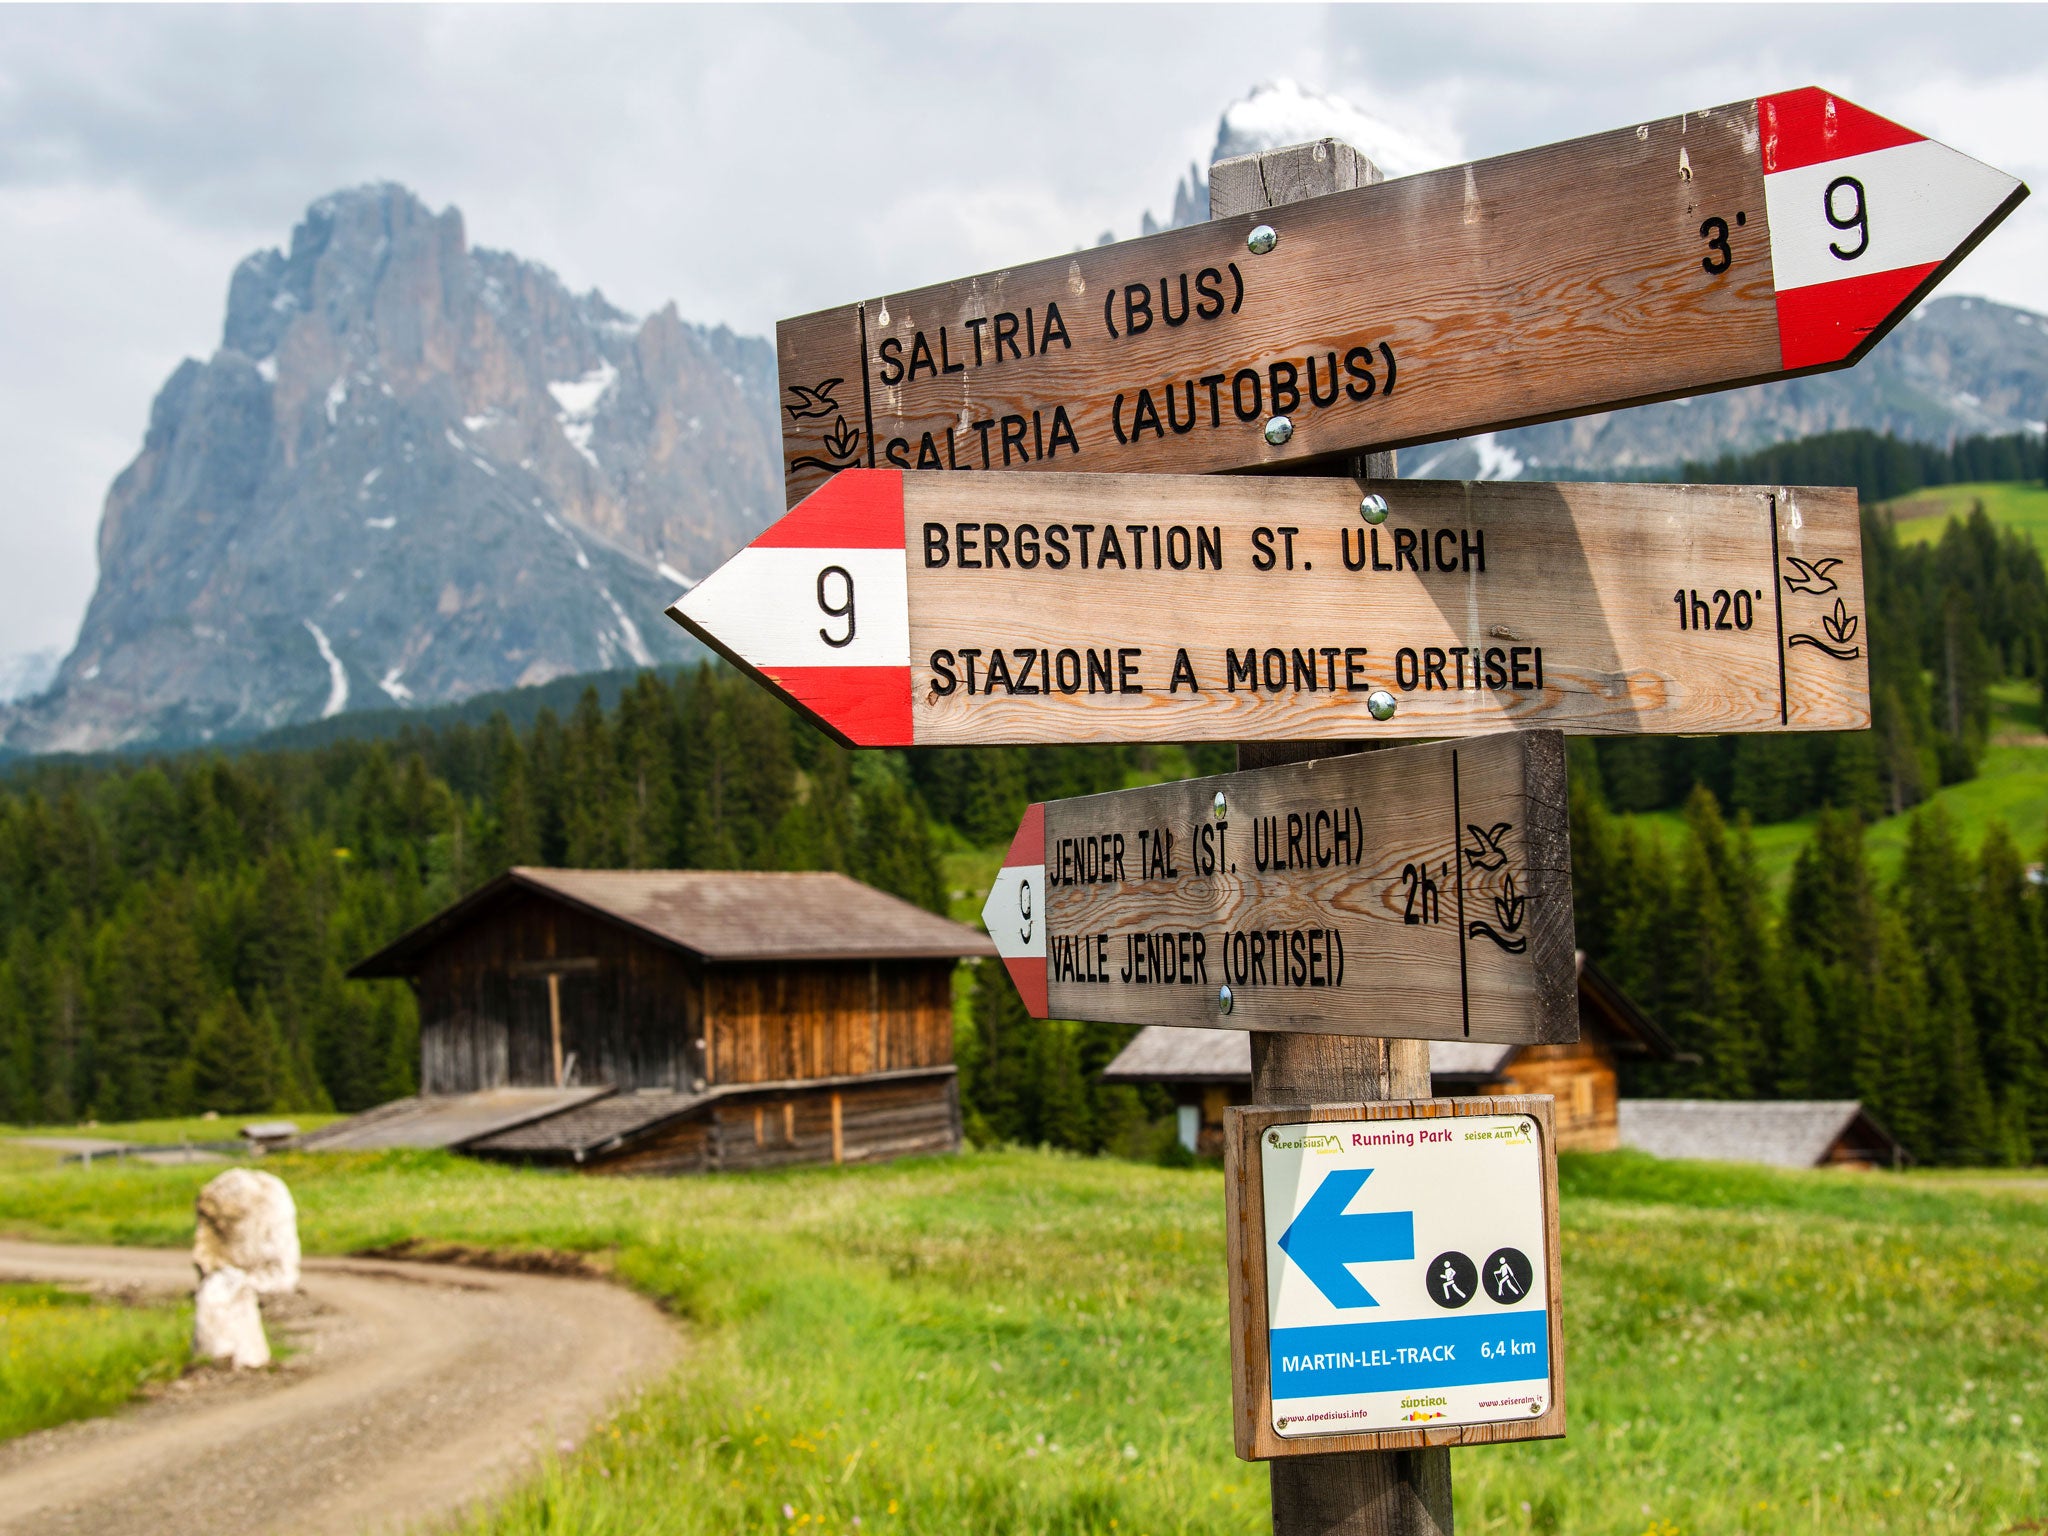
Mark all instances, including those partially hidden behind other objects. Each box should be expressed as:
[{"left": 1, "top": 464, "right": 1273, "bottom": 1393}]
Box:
[
  {"left": 546, "top": 972, "right": 564, "bottom": 1088},
  {"left": 831, "top": 1092, "right": 845, "bottom": 1165},
  {"left": 1212, "top": 139, "right": 1455, "bottom": 1536},
  {"left": 701, "top": 970, "right": 715, "bottom": 1089}
]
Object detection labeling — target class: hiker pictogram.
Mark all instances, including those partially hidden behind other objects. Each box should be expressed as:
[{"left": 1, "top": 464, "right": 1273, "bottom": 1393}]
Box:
[{"left": 1483, "top": 1247, "right": 1534, "bottom": 1305}]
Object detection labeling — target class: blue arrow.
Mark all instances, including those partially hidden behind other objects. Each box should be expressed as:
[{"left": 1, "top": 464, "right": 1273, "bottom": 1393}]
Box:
[{"left": 1276, "top": 1168, "right": 1416, "bottom": 1309}]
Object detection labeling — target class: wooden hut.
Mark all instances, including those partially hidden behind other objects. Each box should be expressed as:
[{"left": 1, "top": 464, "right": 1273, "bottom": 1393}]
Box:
[
  {"left": 1100, "top": 953, "right": 1683, "bottom": 1156},
  {"left": 338, "top": 868, "right": 993, "bottom": 1173},
  {"left": 1618, "top": 1100, "right": 1908, "bottom": 1169}
]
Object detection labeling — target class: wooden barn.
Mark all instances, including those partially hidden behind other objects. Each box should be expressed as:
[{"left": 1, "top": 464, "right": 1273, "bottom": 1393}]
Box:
[
  {"left": 1100, "top": 953, "right": 1685, "bottom": 1156},
  {"left": 333, "top": 868, "right": 993, "bottom": 1173}
]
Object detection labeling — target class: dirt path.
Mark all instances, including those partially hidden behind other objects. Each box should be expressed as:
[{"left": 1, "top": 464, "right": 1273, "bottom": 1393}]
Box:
[{"left": 0, "top": 1240, "right": 681, "bottom": 1536}]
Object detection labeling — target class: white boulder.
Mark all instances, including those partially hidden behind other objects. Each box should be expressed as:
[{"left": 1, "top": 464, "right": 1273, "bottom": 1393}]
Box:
[
  {"left": 192, "top": 1266, "right": 270, "bottom": 1368},
  {"left": 193, "top": 1168, "right": 300, "bottom": 1296}
]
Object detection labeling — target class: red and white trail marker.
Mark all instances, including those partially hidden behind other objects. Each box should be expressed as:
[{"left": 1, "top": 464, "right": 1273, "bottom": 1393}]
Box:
[
  {"left": 1759, "top": 88, "right": 2025, "bottom": 368},
  {"left": 985, "top": 801, "right": 1047, "bottom": 1018},
  {"left": 669, "top": 471, "right": 914, "bottom": 747}
]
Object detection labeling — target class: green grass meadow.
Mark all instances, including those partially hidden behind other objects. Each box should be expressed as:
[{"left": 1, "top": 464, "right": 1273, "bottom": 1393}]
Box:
[
  {"left": 0, "top": 1281, "right": 192, "bottom": 1441},
  {"left": 1885, "top": 482, "right": 2048, "bottom": 548},
  {"left": 0, "top": 1113, "right": 344, "bottom": 1147},
  {"left": 0, "top": 1147, "right": 2041, "bottom": 1533}
]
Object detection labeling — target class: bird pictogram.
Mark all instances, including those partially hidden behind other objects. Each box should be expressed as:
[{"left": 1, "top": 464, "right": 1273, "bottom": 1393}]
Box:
[
  {"left": 1781, "top": 556, "right": 1842, "bottom": 594},
  {"left": 784, "top": 379, "right": 845, "bottom": 421},
  {"left": 1464, "top": 821, "right": 1513, "bottom": 871}
]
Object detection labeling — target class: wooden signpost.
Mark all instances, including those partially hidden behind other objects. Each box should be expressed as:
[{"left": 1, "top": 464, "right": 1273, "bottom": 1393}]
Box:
[
  {"left": 980, "top": 731, "right": 1574, "bottom": 1044},
  {"left": 1225, "top": 1097, "right": 1565, "bottom": 1457},
  {"left": 774, "top": 87, "right": 2025, "bottom": 509},
  {"left": 668, "top": 470, "right": 1868, "bottom": 748},
  {"left": 683, "top": 81, "right": 2027, "bottom": 1536}
]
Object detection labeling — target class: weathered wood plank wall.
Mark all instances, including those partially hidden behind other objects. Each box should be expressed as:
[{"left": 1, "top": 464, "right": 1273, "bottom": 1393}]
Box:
[
  {"left": 708, "top": 961, "right": 956, "bottom": 1085},
  {"left": 416, "top": 891, "right": 705, "bottom": 1093}
]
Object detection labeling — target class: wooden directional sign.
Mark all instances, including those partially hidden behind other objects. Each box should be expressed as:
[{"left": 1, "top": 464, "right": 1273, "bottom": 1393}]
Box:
[
  {"left": 977, "top": 731, "right": 1574, "bottom": 1044},
  {"left": 666, "top": 469, "right": 1867, "bottom": 748},
  {"left": 1224, "top": 1097, "right": 1565, "bottom": 1458},
  {"left": 774, "top": 87, "right": 2025, "bottom": 508}
]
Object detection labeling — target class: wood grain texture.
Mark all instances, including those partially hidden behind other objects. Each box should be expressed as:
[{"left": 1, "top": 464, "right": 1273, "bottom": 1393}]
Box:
[
  {"left": 1041, "top": 731, "right": 1574, "bottom": 1043},
  {"left": 1268, "top": 1452, "right": 1455, "bottom": 1536},
  {"left": 777, "top": 101, "right": 1779, "bottom": 508},
  {"left": 1224, "top": 1096, "right": 1568, "bottom": 1461},
  {"left": 1210, "top": 139, "right": 1377, "bottom": 221},
  {"left": 899, "top": 474, "right": 1866, "bottom": 745}
]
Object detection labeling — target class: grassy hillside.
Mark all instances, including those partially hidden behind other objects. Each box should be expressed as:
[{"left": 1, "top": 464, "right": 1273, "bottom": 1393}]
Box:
[
  {"left": 0, "top": 1148, "right": 2041, "bottom": 1533},
  {"left": 1886, "top": 481, "right": 2048, "bottom": 547},
  {"left": 1622, "top": 676, "right": 2048, "bottom": 896}
]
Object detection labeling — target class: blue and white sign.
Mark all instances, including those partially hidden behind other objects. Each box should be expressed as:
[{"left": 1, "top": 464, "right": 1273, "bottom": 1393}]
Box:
[{"left": 1261, "top": 1112, "right": 1552, "bottom": 1438}]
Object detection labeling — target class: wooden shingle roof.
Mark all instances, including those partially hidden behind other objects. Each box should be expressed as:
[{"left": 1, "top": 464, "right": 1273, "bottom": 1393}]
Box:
[
  {"left": 1098, "top": 954, "right": 1680, "bottom": 1087},
  {"left": 350, "top": 867, "right": 994, "bottom": 977},
  {"left": 1618, "top": 1099, "right": 1907, "bottom": 1168},
  {"left": 1097, "top": 1028, "right": 1517, "bottom": 1084}
]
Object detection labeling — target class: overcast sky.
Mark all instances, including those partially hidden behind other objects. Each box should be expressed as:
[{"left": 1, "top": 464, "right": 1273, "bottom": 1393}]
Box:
[{"left": 1, "top": 3, "right": 2043, "bottom": 664}]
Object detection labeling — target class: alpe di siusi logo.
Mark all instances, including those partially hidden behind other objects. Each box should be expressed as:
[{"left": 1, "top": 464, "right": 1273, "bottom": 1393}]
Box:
[{"left": 1268, "top": 1131, "right": 1344, "bottom": 1153}]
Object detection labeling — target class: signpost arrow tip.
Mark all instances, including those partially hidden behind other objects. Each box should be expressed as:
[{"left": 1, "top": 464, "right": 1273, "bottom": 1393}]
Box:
[
  {"left": 667, "top": 469, "right": 914, "bottom": 748},
  {"left": 982, "top": 802, "right": 1048, "bottom": 1017},
  {"left": 1760, "top": 88, "right": 2027, "bottom": 371}
]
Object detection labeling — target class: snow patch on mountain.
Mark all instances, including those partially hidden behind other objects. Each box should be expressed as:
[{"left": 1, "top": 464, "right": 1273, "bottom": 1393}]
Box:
[
  {"left": 302, "top": 620, "right": 348, "bottom": 718},
  {"left": 549, "top": 359, "right": 617, "bottom": 470},
  {"left": 1472, "top": 433, "right": 1525, "bottom": 481}
]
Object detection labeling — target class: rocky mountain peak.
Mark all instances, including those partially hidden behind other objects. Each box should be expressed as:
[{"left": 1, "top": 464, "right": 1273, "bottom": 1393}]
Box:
[{"left": 4, "top": 184, "right": 777, "bottom": 754}]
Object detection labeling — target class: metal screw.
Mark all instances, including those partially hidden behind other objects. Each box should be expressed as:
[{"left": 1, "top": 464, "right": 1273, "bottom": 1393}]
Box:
[
  {"left": 1264, "top": 416, "right": 1293, "bottom": 446},
  {"left": 1247, "top": 224, "right": 1278, "bottom": 255},
  {"left": 1212, "top": 790, "right": 1227, "bottom": 818},
  {"left": 1218, "top": 985, "right": 1235, "bottom": 1016},
  {"left": 1366, "top": 689, "right": 1397, "bottom": 721},
  {"left": 1359, "top": 493, "right": 1389, "bottom": 524}
]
